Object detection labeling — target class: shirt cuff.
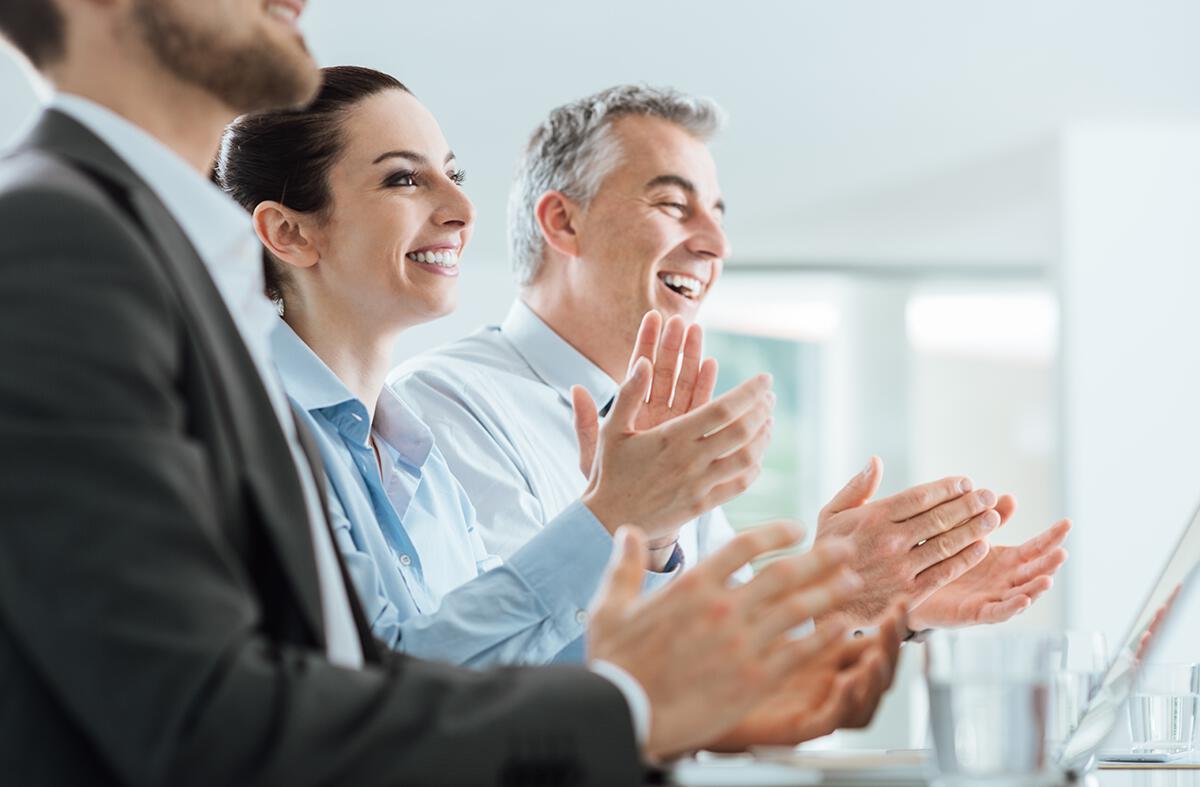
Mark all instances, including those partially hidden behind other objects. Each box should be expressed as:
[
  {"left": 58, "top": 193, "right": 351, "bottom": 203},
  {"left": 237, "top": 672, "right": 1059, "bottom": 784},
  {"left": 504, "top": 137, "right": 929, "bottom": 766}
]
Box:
[{"left": 589, "top": 659, "right": 650, "bottom": 746}]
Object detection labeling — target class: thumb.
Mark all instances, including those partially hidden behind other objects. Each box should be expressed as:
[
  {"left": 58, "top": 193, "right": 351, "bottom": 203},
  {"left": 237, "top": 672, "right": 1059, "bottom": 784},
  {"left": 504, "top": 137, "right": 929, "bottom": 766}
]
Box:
[
  {"left": 823, "top": 456, "right": 883, "bottom": 516},
  {"left": 606, "top": 356, "right": 652, "bottom": 431},
  {"left": 571, "top": 384, "right": 600, "bottom": 479},
  {"left": 589, "top": 526, "right": 648, "bottom": 627}
]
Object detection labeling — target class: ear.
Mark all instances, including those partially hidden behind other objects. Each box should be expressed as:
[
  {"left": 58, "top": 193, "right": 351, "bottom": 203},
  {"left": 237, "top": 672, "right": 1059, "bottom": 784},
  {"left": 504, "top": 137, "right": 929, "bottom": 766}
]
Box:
[
  {"left": 252, "top": 201, "right": 321, "bottom": 271},
  {"left": 534, "top": 190, "right": 583, "bottom": 259}
]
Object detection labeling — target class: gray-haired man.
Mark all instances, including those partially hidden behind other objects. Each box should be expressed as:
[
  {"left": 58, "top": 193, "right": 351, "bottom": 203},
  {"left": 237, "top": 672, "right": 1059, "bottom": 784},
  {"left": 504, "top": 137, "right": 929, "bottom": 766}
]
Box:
[{"left": 392, "top": 85, "right": 1069, "bottom": 636}]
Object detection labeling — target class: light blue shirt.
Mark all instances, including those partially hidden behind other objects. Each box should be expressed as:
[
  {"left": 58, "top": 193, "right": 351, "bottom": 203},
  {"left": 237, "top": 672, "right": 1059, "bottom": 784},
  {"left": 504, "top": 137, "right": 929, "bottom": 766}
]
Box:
[
  {"left": 391, "top": 299, "right": 740, "bottom": 570},
  {"left": 272, "top": 320, "right": 639, "bottom": 666}
]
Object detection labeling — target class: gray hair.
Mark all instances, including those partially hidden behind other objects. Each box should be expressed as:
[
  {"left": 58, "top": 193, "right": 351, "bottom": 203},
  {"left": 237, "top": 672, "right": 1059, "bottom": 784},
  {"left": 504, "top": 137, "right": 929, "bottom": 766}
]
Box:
[{"left": 507, "top": 84, "right": 725, "bottom": 286}]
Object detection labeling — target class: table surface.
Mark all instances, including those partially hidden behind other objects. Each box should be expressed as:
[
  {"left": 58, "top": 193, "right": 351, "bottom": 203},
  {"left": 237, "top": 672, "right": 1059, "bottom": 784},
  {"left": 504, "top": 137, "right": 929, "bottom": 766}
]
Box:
[{"left": 667, "top": 753, "right": 1200, "bottom": 787}]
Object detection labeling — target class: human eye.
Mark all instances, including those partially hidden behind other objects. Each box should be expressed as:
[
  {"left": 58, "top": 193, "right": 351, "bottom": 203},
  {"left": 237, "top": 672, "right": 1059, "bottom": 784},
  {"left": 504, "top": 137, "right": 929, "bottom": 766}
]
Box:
[
  {"left": 383, "top": 169, "right": 419, "bottom": 188},
  {"left": 655, "top": 198, "right": 689, "bottom": 218},
  {"left": 448, "top": 168, "right": 467, "bottom": 186}
]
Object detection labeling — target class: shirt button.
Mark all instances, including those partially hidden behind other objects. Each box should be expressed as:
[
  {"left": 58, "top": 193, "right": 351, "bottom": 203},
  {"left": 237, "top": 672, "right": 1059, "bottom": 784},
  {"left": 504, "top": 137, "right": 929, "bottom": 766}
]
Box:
[
  {"left": 574, "top": 609, "right": 588, "bottom": 625},
  {"left": 399, "top": 554, "right": 412, "bottom": 567}
]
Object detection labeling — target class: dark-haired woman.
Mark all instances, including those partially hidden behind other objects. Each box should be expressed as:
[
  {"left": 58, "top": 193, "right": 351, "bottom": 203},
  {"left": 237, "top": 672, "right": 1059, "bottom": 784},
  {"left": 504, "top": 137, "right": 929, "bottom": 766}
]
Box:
[{"left": 215, "top": 67, "right": 698, "bottom": 665}]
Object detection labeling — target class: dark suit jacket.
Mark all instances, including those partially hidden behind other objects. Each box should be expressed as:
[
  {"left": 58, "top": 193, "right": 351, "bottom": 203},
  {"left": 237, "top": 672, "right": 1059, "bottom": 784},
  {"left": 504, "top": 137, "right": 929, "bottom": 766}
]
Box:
[{"left": 0, "top": 109, "right": 641, "bottom": 786}]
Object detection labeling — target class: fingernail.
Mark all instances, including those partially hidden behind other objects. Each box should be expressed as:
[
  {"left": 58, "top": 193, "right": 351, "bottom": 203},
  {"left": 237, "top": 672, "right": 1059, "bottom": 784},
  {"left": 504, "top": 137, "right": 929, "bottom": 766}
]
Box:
[
  {"left": 959, "top": 478, "right": 973, "bottom": 493},
  {"left": 861, "top": 459, "right": 874, "bottom": 477},
  {"left": 977, "top": 489, "right": 996, "bottom": 507},
  {"left": 982, "top": 511, "right": 1000, "bottom": 531}
]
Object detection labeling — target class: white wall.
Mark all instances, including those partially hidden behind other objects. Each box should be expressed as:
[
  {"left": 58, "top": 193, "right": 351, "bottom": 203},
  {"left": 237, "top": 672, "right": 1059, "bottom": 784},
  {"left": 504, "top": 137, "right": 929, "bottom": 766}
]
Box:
[{"left": 1058, "top": 125, "right": 1200, "bottom": 659}]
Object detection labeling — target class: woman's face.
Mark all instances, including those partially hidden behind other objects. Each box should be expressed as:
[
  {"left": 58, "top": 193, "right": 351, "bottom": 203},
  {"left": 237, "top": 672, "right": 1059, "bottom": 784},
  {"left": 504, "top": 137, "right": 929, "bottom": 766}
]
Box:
[{"left": 311, "top": 89, "right": 473, "bottom": 329}]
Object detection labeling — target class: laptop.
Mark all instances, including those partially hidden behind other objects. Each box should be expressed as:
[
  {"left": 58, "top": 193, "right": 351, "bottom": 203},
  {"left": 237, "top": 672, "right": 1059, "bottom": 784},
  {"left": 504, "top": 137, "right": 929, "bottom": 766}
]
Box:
[{"left": 672, "top": 495, "right": 1200, "bottom": 786}]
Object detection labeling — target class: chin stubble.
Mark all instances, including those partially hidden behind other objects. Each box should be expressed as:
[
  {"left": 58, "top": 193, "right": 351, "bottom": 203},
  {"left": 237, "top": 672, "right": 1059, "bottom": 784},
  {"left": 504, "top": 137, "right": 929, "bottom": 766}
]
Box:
[{"left": 131, "top": 0, "right": 320, "bottom": 114}]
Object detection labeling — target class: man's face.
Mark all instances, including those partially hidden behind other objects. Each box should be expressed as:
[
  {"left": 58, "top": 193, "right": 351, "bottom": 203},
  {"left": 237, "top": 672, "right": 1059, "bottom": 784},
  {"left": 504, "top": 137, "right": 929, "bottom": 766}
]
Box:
[
  {"left": 128, "top": 0, "right": 319, "bottom": 113},
  {"left": 569, "top": 115, "right": 729, "bottom": 336}
]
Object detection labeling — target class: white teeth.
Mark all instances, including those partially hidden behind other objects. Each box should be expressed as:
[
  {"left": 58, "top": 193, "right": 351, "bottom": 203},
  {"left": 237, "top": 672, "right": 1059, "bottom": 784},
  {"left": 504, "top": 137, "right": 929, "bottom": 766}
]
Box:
[
  {"left": 267, "top": 4, "right": 298, "bottom": 23},
  {"left": 662, "top": 273, "right": 702, "bottom": 298},
  {"left": 407, "top": 250, "right": 458, "bottom": 268}
]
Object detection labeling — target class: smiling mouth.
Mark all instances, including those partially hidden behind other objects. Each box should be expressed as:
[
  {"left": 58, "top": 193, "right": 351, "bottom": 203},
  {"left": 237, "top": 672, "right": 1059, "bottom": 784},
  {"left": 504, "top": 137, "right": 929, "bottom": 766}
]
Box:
[
  {"left": 406, "top": 249, "right": 459, "bottom": 269},
  {"left": 658, "top": 272, "right": 704, "bottom": 300},
  {"left": 265, "top": 1, "right": 302, "bottom": 29}
]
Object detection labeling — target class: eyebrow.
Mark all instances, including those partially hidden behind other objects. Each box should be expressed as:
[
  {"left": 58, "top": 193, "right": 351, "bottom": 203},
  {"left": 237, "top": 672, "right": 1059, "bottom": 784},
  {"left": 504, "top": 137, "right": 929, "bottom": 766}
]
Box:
[
  {"left": 644, "top": 174, "right": 726, "bottom": 214},
  {"left": 371, "top": 149, "right": 457, "bottom": 166}
]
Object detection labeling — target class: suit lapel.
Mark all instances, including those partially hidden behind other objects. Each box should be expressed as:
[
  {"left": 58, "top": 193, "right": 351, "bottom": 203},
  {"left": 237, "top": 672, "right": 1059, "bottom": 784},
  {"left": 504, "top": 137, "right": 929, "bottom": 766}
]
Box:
[{"left": 25, "top": 110, "right": 330, "bottom": 647}]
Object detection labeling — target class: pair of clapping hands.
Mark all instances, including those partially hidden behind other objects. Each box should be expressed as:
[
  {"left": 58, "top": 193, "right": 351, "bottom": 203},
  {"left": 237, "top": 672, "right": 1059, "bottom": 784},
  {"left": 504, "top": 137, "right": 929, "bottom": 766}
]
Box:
[{"left": 571, "top": 310, "right": 1070, "bottom": 760}]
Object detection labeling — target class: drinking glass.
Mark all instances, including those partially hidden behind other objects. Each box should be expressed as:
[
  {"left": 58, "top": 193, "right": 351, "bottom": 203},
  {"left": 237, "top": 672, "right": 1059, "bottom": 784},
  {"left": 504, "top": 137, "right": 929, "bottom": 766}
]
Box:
[
  {"left": 1127, "top": 663, "right": 1200, "bottom": 754},
  {"left": 1046, "top": 631, "right": 1109, "bottom": 759},
  {"left": 926, "top": 629, "right": 1060, "bottom": 787}
]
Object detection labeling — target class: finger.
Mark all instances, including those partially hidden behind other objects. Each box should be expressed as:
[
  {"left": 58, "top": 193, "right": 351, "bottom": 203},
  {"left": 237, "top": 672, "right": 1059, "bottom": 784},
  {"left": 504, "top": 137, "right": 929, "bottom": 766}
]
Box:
[
  {"left": 761, "top": 625, "right": 848, "bottom": 687},
  {"left": 648, "top": 315, "right": 686, "bottom": 410},
  {"left": 904, "top": 488, "right": 998, "bottom": 543},
  {"left": 995, "top": 493, "right": 1017, "bottom": 526},
  {"left": 910, "top": 508, "right": 1001, "bottom": 572},
  {"left": 913, "top": 540, "right": 990, "bottom": 600},
  {"left": 848, "top": 649, "right": 890, "bottom": 727},
  {"left": 752, "top": 568, "right": 865, "bottom": 644},
  {"left": 690, "top": 358, "right": 718, "bottom": 410},
  {"left": 1013, "top": 547, "right": 1067, "bottom": 585},
  {"left": 879, "top": 476, "right": 974, "bottom": 522},
  {"left": 978, "top": 594, "right": 1033, "bottom": 624},
  {"left": 701, "top": 462, "right": 764, "bottom": 513},
  {"left": 570, "top": 385, "right": 599, "bottom": 480},
  {"left": 696, "top": 396, "right": 773, "bottom": 461},
  {"left": 1004, "top": 574, "right": 1053, "bottom": 602},
  {"left": 821, "top": 456, "right": 884, "bottom": 517},
  {"left": 705, "top": 415, "right": 772, "bottom": 486},
  {"left": 667, "top": 373, "right": 772, "bottom": 439},
  {"left": 738, "top": 538, "right": 851, "bottom": 608},
  {"left": 1016, "top": 519, "right": 1072, "bottom": 561},
  {"left": 671, "top": 323, "right": 705, "bottom": 412},
  {"left": 626, "top": 310, "right": 662, "bottom": 377},
  {"left": 588, "top": 527, "right": 649, "bottom": 626},
  {"left": 606, "top": 357, "right": 653, "bottom": 431},
  {"left": 695, "top": 520, "right": 806, "bottom": 582}
]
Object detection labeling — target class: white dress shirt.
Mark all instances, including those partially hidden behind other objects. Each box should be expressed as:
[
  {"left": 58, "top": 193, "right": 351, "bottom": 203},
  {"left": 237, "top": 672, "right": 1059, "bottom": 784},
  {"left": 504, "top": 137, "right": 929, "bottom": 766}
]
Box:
[
  {"left": 391, "top": 299, "right": 740, "bottom": 568},
  {"left": 51, "top": 93, "right": 363, "bottom": 669}
]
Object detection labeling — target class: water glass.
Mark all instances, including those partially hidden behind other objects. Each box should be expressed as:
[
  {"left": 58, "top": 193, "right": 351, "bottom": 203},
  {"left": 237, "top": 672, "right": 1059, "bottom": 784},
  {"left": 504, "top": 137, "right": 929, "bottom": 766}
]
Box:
[
  {"left": 1046, "top": 631, "right": 1109, "bottom": 759},
  {"left": 926, "top": 629, "right": 1059, "bottom": 787},
  {"left": 1128, "top": 663, "right": 1200, "bottom": 753}
]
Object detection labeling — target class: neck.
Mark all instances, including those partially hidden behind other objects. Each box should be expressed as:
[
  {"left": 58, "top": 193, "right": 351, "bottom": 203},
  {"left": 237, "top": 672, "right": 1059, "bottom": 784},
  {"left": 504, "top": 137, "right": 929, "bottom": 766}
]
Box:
[
  {"left": 50, "top": 56, "right": 232, "bottom": 175},
  {"left": 522, "top": 284, "right": 635, "bottom": 383},
  {"left": 284, "top": 302, "right": 397, "bottom": 422}
]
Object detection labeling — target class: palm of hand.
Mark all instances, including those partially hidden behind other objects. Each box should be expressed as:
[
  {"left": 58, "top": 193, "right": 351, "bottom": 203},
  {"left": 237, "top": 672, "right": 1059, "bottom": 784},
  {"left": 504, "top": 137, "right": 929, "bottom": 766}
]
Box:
[{"left": 909, "top": 518, "right": 1070, "bottom": 630}]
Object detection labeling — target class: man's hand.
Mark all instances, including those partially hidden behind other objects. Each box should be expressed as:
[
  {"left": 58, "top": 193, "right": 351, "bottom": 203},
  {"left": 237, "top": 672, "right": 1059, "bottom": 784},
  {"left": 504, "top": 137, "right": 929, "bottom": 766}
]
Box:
[
  {"left": 579, "top": 355, "right": 773, "bottom": 543},
  {"left": 587, "top": 522, "right": 863, "bottom": 760},
  {"left": 815, "top": 456, "right": 1000, "bottom": 626},
  {"left": 572, "top": 310, "right": 717, "bottom": 479},
  {"left": 707, "top": 604, "right": 907, "bottom": 750},
  {"left": 907, "top": 495, "right": 1071, "bottom": 630}
]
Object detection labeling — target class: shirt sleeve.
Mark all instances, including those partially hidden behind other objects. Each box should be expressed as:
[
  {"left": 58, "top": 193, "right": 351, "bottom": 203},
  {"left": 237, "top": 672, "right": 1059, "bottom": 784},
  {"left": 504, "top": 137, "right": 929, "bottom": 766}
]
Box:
[
  {"left": 385, "top": 501, "right": 617, "bottom": 666},
  {"left": 701, "top": 506, "right": 754, "bottom": 584}
]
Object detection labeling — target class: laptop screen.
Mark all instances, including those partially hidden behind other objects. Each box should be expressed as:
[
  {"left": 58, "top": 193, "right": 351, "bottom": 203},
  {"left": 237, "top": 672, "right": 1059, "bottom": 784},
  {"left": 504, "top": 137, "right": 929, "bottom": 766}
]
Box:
[{"left": 1059, "top": 497, "right": 1200, "bottom": 771}]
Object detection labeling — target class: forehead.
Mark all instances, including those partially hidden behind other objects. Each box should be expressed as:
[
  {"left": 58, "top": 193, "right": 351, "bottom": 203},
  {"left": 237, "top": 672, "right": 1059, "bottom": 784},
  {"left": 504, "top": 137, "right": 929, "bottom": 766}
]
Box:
[
  {"left": 337, "top": 89, "right": 450, "bottom": 166},
  {"left": 602, "top": 114, "right": 720, "bottom": 195}
]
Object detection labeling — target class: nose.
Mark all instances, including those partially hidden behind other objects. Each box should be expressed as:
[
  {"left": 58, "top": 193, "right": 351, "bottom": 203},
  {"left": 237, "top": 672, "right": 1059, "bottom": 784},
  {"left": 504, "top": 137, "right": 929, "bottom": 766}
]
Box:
[
  {"left": 686, "top": 205, "right": 731, "bottom": 261},
  {"left": 433, "top": 177, "right": 476, "bottom": 231}
]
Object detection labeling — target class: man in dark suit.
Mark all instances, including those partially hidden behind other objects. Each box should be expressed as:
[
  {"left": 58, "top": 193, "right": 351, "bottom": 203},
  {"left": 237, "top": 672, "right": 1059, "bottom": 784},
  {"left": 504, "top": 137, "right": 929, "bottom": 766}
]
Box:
[{"left": 0, "top": 1, "right": 902, "bottom": 784}]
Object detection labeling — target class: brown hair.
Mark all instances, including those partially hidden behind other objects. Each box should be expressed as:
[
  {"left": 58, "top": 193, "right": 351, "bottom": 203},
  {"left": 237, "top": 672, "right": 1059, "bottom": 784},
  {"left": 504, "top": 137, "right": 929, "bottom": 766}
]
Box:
[
  {"left": 215, "top": 65, "right": 409, "bottom": 303},
  {"left": 0, "top": 0, "right": 66, "bottom": 69}
]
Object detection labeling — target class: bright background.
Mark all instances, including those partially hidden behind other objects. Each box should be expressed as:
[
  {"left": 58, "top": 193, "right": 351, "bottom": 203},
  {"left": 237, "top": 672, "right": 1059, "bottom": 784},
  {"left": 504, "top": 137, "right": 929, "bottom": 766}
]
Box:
[{"left": 5, "top": 0, "right": 1200, "bottom": 750}]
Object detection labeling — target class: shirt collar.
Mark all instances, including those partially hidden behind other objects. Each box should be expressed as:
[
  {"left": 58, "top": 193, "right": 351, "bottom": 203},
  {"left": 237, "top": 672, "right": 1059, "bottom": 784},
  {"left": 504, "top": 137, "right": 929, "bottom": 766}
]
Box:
[
  {"left": 500, "top": 299, "right": 618, "bottom": 409},
  {"left": 272, "top": 320, "right": 434, "bottom": 469},
  {"left": 50, "top": 93, "right": 251, "bottom": 270}
]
